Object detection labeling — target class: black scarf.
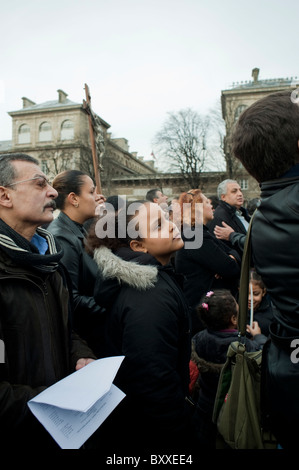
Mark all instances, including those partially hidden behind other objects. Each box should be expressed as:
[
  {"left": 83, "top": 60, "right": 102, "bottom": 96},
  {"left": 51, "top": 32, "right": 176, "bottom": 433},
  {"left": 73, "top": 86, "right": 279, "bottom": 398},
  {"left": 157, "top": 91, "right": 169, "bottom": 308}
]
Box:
[{"left": 0, "top": 218, "right": 63, "bottom": 273}]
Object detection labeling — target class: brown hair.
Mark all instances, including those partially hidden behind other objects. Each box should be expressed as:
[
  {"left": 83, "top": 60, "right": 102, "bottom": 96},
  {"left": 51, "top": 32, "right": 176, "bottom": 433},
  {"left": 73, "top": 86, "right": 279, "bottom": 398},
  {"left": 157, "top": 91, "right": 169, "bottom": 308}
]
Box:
[
  {"left": 249, "top": 269, "right": 266, "bottom": 290},
  {"left": 178, "top": 189, "right": 203, "bottom": 226},
  {"left": 52, "top": 170, "right": 87, "bottom": 210},
  {"left": 232, "top": 90, "right": 299, "bottom": 182}
]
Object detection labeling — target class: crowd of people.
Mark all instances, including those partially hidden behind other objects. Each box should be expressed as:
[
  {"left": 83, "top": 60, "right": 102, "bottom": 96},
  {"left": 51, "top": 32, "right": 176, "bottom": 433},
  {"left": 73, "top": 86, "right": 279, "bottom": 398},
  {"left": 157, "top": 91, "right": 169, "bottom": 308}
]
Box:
[{"left": 0, "top": 89, "right": 298, "bottom": 453}]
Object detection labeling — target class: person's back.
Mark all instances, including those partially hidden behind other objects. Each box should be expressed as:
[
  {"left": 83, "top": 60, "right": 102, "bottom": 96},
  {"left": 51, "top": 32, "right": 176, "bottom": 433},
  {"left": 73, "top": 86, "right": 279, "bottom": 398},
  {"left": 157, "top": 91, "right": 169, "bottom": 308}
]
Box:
[{"left": 231, "top": 89, "right": 299, "bottom": 448}]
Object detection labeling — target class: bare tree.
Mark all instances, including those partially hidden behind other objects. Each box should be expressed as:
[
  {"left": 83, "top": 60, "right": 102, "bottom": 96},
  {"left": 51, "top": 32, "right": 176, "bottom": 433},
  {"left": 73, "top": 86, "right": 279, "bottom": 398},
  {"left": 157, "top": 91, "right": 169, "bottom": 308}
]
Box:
[
  {"left": 220, "top": 99, "right": 246, "bottom": 179},
  {"left": 153, "top": 108, "right": 216, "bottom": 189},
  {"left": 39, "top": 150, "right": 73, "bottom": 180},
  {"left": 205, "top": 100, "right": 226, "bottom": 172}
]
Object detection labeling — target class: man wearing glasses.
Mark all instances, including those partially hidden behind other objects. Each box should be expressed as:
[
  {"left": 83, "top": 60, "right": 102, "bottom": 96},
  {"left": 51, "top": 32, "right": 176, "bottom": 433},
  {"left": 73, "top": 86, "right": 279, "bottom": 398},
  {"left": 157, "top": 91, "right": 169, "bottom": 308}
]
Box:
[{"left": 0, "top": 153, "right": 96, "bottom": 449}]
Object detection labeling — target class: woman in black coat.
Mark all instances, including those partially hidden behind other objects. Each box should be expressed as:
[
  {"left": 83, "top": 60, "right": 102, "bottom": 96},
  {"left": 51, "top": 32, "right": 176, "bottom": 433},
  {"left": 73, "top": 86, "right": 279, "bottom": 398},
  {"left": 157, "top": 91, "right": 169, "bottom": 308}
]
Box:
[
  {"left": 175, "top": 190, "right": 241, "bottom": 335},
  {"left": 47, "top": 170, "right": 106, "bottom": 357},
  {"left": 87, "top": 200, "right": 197, "bottom": 453}
]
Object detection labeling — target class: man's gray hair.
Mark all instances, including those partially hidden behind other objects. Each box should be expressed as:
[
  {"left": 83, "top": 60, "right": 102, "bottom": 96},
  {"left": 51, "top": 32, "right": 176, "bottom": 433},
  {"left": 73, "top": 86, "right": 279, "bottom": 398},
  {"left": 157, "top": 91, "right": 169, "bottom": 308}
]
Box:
[
  {"left": 217, "top": 179, "right": 238, "bottom": 200},
  {"left": 0, "top": 153, "right": 39, "bottom": 187}
]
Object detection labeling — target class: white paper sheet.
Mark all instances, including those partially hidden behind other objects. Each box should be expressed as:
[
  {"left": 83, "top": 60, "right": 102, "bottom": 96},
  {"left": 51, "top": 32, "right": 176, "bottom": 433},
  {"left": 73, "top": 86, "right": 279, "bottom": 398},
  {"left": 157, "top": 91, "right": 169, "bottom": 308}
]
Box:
[{"left": 28, "top": 356, "right": 125, "bottom": 449}]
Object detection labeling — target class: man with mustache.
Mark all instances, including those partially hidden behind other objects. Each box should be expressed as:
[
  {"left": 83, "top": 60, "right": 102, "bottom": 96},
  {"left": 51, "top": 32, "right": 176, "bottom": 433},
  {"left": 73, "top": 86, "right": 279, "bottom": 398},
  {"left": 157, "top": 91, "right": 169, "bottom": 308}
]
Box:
[
  {"left": 207, "top": 179, "right": 250, "bottom": 254},
  {"left": 0, "top": 153, "right": 96, "bottom": 449}
]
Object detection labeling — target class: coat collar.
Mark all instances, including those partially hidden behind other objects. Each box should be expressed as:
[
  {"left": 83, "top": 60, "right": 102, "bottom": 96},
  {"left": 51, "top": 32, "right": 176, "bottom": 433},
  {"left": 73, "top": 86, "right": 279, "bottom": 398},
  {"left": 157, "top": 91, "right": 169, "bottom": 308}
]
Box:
[
  {"left": 260, "top": 175, "right": 299, "bottom": 198},
  {"left": 56, "top": 211, "right": 86, "bottom": 239},
  {"left": 94, "top": 246, "right": 159, "bottom": 290}
]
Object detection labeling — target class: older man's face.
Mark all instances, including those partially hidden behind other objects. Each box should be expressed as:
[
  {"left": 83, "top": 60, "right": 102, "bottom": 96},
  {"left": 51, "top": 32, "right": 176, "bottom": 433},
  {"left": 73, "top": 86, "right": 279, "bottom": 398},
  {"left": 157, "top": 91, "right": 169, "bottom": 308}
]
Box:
[
  {"left": 155, "top": 191, "right": 168, "bottom": 205},
  {"left": 221, "top": 182, "right": 244, "bottom": 209},
  {"left": 4, "top": 160, "right": 58, "bottom": 231}
]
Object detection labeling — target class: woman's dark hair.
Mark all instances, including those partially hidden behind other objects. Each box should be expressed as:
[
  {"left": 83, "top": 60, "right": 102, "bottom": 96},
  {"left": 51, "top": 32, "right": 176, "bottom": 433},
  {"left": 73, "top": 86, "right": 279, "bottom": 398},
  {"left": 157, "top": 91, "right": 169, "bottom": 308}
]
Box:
[
  {"left": 105, "top": 195, "right": 125, "bottom": 212},
  {"left": 197, "top": 289, "right": 238, "bottom": 330},
  {"left": 86, "top": 200, "right": 146, "bottom": 254},
  {"left": 52, "top": 170, "right": 87, "bottom": 210},
  {"left": 232, "top": 90, "right": 299, "bottom": 182}
]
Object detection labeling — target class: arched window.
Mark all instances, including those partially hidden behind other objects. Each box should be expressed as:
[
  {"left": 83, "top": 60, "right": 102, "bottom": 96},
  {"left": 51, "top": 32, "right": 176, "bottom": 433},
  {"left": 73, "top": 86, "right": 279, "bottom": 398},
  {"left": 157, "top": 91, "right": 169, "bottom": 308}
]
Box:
[
  {"left": 39, "top": 122, "right": 52, "bottom": 142},
  {"left": 18, "top": 124, "right": 30, "bottom": 144},
  {"left": 234, "top": 105, "right": 247, "bottom": 122},
  {"left": 61, "top": 120, "right": 74, "bottom": 140}
]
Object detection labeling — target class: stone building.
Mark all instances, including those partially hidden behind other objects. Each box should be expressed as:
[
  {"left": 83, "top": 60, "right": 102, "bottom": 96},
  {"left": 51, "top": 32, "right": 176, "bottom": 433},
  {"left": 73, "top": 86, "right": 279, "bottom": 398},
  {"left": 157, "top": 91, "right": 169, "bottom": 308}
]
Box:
[
  {"left": 221, "top": 68, "right": 299, "bottom": 199},
  {"left": 2, "top": 89, "right": 156, "bottom": 190},
  {"left": 1, "top": 71, "right": 298, "bottom": 203}
]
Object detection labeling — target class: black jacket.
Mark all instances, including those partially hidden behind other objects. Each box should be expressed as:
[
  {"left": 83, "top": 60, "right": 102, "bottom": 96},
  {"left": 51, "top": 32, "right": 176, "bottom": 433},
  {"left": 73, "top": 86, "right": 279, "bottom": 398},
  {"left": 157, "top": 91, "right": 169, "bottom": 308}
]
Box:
[
  {"left": 251, "top": 176, "right": 299, "bottom": 332},
  {"left": 0, "top": 230, "right": 95, "bottom": 449},
  {"left": 250, "top": 174, "right": 299, "bottom": 448},
  {"left": 175, "top": 226, "right": 241, "bottom": 334},
  {"left": 48, "top": 212, "right": 106, "bottom": 356},
  {"left": 92, "top": 246, "right": 195, "bottom": 451},
  {"left": 208, "top": 201, "right": 250, "bottom": 252}
]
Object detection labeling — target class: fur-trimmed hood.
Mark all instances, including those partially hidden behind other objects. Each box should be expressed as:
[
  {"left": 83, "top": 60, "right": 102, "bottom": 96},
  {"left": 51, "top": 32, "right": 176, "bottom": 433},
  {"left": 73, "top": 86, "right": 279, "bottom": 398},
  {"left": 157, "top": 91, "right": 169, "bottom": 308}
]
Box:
[{"left": 93, "top": 246, "right": 159, "bottom": 291}]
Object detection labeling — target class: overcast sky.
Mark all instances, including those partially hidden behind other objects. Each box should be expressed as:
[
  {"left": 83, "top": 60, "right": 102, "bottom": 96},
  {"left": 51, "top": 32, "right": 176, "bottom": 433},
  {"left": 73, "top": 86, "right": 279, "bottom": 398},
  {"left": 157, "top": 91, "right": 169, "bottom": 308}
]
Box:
[{"left": 0, "top": 0, "right": 298, "bottom": 163}]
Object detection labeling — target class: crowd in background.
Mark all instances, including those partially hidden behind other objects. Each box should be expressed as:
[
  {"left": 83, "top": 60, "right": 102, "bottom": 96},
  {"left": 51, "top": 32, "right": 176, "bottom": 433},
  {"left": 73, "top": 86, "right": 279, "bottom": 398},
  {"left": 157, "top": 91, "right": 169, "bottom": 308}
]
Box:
[{"left": 0, "top": 89, "right": 299, "bottom": 452}]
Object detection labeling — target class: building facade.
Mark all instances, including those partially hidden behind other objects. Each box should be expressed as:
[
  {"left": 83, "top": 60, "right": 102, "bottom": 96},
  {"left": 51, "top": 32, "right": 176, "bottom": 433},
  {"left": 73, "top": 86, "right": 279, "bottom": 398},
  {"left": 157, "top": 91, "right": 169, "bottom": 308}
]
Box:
[
  {"left": 221, "top": 68, "right": 299, "bottom": 199},
  {"left": 1, "top": 72, "right": 297, "bottom": 203},
  {"left": 2, "top": 89, "right": 156, "bottom": 188}
]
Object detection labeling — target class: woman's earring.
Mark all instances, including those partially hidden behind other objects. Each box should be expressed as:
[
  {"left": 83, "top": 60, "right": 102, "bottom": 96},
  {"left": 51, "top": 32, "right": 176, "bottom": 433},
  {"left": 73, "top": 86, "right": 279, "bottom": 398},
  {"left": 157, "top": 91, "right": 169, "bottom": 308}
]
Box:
[{"left": 74, "top": 203, "right": 79, "bottom": 208}]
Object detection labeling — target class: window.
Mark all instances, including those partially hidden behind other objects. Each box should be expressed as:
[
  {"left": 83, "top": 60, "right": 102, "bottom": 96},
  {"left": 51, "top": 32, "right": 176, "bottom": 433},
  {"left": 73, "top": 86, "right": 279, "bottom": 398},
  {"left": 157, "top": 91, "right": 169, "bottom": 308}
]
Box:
[
  {"left": 234, "top": 105, "right": 247, "bottom": 122},
  {"left": 39, "top": 122, "right": 52, "bottom": 142},
  {"left": 239, "top": 179, "right": 248, "bottom": 190},
  {"left": 61, "top": 120, "right": 74, "bottom": 140},
  {"left": 18, "top": 124, "right": 30, "bottom": 144}
]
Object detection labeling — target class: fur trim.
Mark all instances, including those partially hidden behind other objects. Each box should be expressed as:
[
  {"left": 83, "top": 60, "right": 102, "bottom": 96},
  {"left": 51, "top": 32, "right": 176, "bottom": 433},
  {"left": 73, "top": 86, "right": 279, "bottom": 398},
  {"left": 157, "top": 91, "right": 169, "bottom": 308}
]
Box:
[
  {"left": 93, "top": 246, "right": 158, "bottom": 290},
  {"left": 191, "top": 342, "right": 224, "bottom": 375}
]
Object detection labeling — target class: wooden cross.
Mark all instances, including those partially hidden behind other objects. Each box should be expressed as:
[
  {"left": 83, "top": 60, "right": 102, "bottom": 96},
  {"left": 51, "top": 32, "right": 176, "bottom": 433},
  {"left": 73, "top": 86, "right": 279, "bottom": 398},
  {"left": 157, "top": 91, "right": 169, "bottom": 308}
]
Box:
[{"left": 82, "top": 83, "right": 102, "bottom": 193}]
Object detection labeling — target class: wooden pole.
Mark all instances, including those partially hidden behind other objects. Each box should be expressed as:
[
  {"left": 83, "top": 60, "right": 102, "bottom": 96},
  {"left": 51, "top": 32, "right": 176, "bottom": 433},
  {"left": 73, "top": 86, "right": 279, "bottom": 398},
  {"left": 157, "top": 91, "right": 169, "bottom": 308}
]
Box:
[{"left": 83, "top": 83, "right": 102, "bottom": 193}]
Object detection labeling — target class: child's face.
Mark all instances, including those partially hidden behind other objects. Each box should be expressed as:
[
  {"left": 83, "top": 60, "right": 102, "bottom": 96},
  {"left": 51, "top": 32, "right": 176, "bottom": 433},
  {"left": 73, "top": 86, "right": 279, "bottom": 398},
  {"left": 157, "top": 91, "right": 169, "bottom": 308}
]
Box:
[
  {"left": 248, "top": 281, "right": 266, "bottom": 311},
  {"left": 131, "top": 202, "right": 184, "bottom": 265}
]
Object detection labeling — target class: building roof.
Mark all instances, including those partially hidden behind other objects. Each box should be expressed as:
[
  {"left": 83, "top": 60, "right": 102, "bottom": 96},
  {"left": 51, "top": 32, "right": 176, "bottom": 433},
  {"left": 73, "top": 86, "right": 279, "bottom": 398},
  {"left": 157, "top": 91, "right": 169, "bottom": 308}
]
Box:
[
  {"left": 13, "top": 98, "right": 79, "bottom": 111},
  {"left": 223, "top": 68, "right": 299, "bottom": 93},
  {"left": 8, "top": 99, "right": 82, "bottom": 116},
  {"left": 229, "top": 77, "right": 299, "bottom": 90}
]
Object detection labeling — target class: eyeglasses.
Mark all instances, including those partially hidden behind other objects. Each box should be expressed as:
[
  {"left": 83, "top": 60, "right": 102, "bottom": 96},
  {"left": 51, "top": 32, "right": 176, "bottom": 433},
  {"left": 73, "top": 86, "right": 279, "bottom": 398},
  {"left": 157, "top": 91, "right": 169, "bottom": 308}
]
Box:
[{"left": 6, "top": 175, "right": 52, "bottom": 188}]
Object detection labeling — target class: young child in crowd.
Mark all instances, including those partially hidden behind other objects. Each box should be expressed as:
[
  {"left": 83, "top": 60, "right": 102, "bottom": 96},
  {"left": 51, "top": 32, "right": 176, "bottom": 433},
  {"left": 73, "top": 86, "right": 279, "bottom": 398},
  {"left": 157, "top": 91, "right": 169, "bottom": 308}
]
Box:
[
  {"left": 86, "top": 200, "right": 197, "bottom": 452},
  {"left": 191, "top": 289, "right": 267, "bottom": 448},
  {"left": 248, "top": 269, "right": 274, "bottom": 336}
]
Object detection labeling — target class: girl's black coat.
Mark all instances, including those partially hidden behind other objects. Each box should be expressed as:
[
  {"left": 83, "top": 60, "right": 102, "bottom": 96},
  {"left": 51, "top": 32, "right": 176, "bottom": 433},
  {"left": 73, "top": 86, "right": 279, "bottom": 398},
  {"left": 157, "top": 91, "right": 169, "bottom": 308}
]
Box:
[{"left": 92, "top": 246, "right": 195, "bottom": 451}]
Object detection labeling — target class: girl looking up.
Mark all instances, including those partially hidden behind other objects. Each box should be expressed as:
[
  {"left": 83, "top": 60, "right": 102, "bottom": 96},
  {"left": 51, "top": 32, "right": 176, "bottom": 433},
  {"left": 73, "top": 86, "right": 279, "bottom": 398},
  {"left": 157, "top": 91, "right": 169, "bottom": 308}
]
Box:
[{"left": 87, "top": 200, "right": 197, "bottom": 452}]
